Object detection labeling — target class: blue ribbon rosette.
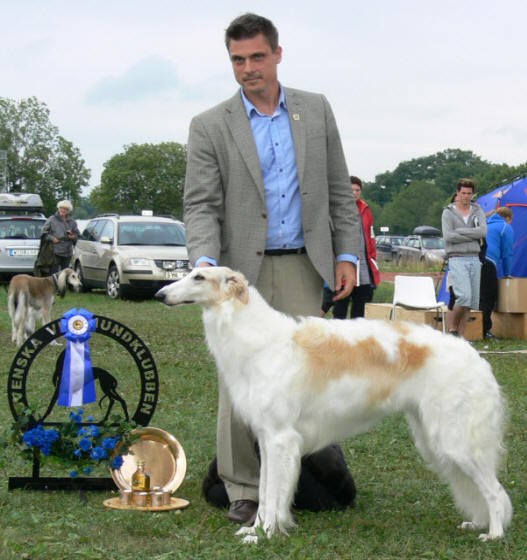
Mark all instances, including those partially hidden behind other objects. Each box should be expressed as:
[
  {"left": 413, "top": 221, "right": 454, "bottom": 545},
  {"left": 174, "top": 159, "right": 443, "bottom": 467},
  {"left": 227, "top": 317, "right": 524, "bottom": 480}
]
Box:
[{"left": 58, "top": 308, "right": 97, "bottom": 407}]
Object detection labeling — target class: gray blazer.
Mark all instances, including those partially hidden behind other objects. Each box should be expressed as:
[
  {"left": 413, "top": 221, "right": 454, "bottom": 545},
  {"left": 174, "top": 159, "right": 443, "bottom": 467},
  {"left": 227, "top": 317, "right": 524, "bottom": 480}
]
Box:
[{"left": 183, "top": 86, "right": 360, "bottom": 289}]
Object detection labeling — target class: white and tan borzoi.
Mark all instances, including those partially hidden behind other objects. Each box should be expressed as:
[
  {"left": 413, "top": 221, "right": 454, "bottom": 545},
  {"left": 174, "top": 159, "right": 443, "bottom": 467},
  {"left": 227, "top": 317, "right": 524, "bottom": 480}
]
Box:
[
  {"left": 155, "top": 267, "right": 512, "bottom": 543},
  {"left": 8, "top": 268, "right": 82, "bottom": 346}
]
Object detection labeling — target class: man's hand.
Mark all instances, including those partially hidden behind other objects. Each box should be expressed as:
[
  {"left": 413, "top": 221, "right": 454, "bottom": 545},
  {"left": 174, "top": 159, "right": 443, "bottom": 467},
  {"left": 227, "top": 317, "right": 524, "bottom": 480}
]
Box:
[{"left": 333, "top": 261, "right": 357, "bottom": 301}]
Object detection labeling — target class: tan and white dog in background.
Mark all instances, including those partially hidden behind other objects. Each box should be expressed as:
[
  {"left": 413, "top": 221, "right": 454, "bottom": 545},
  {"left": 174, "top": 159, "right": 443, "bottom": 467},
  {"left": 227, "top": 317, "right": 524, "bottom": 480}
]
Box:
[
  {"left": 8, "top": 268, "right": 82, "bottom": 346},
  {"left": 155, "top": 267, "right": 512, "bottom": 543}
]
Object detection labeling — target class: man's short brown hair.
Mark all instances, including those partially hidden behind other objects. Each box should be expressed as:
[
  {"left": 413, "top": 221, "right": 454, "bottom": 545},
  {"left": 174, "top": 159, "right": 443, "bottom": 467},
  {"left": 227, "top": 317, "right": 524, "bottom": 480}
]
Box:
[
  {"left": 457, "top": 178, "right": 475, "bottom": 192},
  {"left": 225, "top": 13, "right": 279, "bottom": 51}
]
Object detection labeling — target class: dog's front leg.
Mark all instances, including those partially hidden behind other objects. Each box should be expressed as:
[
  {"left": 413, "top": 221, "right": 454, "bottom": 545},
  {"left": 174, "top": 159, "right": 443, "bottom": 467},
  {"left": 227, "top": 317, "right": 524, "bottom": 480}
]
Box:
[
  {"left": 237, "top": 431, "right": 300, "bottom": 543},
  {"left": 235, "top": 435, "right": 269, "bottom": 544}
]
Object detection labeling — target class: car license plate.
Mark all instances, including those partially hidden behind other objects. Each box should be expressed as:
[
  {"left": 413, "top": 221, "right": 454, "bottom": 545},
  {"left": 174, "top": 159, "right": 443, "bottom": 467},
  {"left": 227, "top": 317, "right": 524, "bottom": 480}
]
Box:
[
  {"left": 9, "top": 248, "right": 38, "bottom": 256},
  {"left": 164, "top": 270, "right": 186, "bottom": 280}
]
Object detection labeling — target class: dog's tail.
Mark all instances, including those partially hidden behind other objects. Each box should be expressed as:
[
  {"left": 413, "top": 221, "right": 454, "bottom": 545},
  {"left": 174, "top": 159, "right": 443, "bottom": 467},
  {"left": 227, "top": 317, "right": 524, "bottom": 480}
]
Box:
[{"left": 8, "top": 286, "right": 27, "bottom": 344}]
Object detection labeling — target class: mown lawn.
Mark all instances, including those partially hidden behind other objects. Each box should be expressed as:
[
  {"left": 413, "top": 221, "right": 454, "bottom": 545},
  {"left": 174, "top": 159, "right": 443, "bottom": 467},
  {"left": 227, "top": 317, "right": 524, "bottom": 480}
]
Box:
[{"left": 0, "top": 284, "right": 525, "bottom": 559}]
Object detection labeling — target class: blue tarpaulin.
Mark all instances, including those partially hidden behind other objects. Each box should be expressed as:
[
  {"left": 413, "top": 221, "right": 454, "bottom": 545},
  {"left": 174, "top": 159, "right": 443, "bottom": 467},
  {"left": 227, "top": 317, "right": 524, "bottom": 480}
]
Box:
[{"left": 477, "top": 175, "right": 527, "bottom": 278}]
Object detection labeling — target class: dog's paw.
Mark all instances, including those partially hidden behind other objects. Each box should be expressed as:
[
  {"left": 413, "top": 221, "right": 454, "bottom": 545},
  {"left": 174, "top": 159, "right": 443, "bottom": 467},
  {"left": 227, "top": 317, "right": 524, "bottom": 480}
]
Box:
[
  {"left": 241, "top": 534, "right": 259, "bottom": 544},
  {"left": 458, "top": 521, "right": 477, "bottom": 531},
  {"left": 235, "top": 526, "right": 256, "bottom": 537},
  {"left": 50, "top": 340, "right": 63, "bottom": 346},
  {"left": 478, "top": 531, "right": 503, "bottom": 542}
]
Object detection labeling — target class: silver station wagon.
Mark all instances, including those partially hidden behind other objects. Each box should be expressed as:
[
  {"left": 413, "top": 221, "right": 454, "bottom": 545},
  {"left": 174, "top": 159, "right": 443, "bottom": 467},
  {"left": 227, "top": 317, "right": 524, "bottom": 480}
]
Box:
[
  {"left": 73, "top": 214, "right": 191, "bottom": 298},
  {"left": 0, "top": 193, "right": 46, "bottom": 279}
]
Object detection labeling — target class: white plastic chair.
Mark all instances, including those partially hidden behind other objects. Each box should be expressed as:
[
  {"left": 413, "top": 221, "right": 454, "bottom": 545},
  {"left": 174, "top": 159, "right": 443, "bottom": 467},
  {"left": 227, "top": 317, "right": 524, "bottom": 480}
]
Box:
[{"left": 391, "top": 275, "right": 446, "bottom": 333}]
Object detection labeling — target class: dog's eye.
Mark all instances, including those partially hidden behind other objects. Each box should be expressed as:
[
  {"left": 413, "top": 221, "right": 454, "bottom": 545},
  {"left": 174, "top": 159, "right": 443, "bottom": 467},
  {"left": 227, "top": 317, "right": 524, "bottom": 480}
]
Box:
[{"left": 193, "top": 274, "right": 205, "bottom": 281}]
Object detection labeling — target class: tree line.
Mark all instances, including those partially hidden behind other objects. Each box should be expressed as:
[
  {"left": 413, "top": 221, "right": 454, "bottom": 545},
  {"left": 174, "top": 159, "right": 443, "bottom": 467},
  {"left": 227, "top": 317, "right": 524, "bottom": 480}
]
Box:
[{"left": 2, "top": 96, "right": 526, "bottom": 232}]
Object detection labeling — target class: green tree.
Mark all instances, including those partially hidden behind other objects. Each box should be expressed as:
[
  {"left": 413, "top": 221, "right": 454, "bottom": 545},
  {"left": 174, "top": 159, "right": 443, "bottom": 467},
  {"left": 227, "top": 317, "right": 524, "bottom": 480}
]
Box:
[
  {"left": 366, "top": 149, "right": 494, "bottom": 207},
  {"left": 0, "top": 96, "right": 90, "bottom": 214},
  {"left": 474, "top": 162, "right": 527, "bottom": 195},
  {"left": 73, "top": 195, "right": 97, "bottom": 219},
  {"left": 90, "top": 142, "right": 187, "bottom": 217},
  {"left": 378, "top": 180, "right": 444, "bottom": 234}
]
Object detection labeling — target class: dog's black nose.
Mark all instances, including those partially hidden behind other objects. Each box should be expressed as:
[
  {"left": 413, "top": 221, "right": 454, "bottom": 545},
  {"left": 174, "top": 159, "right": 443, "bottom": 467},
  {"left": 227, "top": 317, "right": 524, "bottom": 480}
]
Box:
[{"left": 154, "top": 291, "right": 165, "bottom": 302}]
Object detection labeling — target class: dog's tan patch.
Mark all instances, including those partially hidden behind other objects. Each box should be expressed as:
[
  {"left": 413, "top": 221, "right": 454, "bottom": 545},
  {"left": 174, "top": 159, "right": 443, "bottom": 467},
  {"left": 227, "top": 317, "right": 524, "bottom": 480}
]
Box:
[
  {"left": 293, "top": 323, "right": 431, "bottom": 403},
  {"left": 392, "top": 322, "right": 411, "bottom": 336}
]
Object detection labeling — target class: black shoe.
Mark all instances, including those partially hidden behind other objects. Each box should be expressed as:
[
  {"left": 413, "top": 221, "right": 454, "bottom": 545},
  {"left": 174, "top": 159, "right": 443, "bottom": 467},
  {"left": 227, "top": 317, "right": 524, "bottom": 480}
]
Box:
[
  {"left": 227, "top": 499, "right": 258, "bottom": 524},
  {"left": 484, "top": 331, "right": 499, "bottom": 340}
]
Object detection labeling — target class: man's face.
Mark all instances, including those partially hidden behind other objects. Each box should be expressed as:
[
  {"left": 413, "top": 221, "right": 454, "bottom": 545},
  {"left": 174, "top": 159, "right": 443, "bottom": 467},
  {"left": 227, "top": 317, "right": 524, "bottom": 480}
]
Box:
[
  {"left": 228, "top": 33, "right": 282, "bottom": 97},
  {"left": 351, "top": 184, "right": 362, "bottom": 200},
  {"left": 457, "top": 187, "right": 474, "bottom": 205}
]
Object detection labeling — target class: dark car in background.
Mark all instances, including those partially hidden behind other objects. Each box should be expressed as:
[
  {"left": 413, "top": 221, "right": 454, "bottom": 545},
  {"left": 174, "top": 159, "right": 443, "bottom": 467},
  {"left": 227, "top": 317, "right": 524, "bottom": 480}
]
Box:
[{"left": 376, "top": 235, "right": 405, "bottom": 262}]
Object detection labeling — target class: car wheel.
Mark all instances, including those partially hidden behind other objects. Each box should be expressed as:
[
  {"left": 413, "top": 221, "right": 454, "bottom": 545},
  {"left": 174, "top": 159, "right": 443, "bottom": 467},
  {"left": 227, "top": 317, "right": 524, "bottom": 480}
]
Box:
[
  {"left": 75, "top": 261, "right": 91, "bottom": 292},
  {"left": 106, "top": 265, "right": 123, "bottom": 299}
]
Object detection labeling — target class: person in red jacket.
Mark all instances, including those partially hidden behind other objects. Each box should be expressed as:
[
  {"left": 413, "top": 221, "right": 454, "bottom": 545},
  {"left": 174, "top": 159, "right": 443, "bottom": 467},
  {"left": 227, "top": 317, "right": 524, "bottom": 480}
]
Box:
[{"left": 331, "top": 176, "right": 380, "bottom": 319}]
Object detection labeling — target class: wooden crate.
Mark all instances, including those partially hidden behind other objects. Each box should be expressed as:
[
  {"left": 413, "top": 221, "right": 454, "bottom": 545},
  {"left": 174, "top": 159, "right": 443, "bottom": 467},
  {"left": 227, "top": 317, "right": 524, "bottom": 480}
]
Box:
[
  {"left": 498, "top": 278, "right": 527, "bottom": 312},
  {"left": 491, "top": 311, "right": 527, "bottom": 340},
  {"left": 365, "top": 303, "right": 483, "bottom": 340}
]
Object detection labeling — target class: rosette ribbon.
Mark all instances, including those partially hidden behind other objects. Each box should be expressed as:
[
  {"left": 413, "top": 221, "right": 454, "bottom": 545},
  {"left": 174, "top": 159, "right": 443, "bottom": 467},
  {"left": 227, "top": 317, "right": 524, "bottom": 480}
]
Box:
[{"left": 58, "top": 308, "right": 97, "bottom": 407}]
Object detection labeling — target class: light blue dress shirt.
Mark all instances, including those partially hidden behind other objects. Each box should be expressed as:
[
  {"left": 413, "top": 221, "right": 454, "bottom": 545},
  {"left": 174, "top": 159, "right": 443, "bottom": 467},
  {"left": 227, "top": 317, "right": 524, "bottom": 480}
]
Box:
[{"left": 241, "top": 87, "right": 304, "bottom": 250}]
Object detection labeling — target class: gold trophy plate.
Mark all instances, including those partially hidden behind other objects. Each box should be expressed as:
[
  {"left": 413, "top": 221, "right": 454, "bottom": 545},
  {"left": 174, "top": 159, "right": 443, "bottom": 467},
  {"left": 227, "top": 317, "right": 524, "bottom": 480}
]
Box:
[{"left": 111, "top": 427, "right": 187, "bottom": 493}]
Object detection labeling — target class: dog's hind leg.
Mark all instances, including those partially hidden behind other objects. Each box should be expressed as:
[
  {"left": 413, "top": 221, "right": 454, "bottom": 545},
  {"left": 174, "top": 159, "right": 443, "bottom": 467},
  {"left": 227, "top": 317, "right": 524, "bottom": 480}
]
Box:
[
  {"left": 24, "top": 309, "right": 37, "bottom": 341},
  {"left": 407, "top": 409, "right": 511, "bottom": 540},
  {"left": 13, "top": 292, "right": 28, "bottom": 346},
  {"left": 452, "top": 461, "right": 511, "bottom": 541},
  {"left": 7, "top": 292, "right": 17, "bottom": 344}
]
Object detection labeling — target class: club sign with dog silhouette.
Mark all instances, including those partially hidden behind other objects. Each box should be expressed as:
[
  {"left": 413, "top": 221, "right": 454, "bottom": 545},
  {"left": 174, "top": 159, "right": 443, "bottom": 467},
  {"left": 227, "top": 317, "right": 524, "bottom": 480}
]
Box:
[{"left": 8, "top": 309, "right": 159, "bottom": 434}]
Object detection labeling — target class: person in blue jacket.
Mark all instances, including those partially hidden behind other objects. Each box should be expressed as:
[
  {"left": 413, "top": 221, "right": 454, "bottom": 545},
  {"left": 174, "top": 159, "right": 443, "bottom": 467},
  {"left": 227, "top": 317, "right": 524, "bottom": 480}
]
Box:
[{"left": 480, "top": 206, "right": 514, "bottom": 338}]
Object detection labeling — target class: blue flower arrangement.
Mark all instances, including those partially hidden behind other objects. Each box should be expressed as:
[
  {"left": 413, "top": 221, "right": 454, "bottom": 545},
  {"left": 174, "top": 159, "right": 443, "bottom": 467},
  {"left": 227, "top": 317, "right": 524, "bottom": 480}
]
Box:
[{"left": 12, "top": 407, "right": 139, "bottom": 477}]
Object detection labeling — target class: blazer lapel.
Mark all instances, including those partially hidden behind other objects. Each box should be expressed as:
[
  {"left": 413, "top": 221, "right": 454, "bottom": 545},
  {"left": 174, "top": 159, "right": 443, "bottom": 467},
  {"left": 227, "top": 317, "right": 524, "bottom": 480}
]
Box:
[
  {"left": 284, "top": 88, "right": 306, "bottom": 188},
  {"left": 224, "top": 92, "right": 265, "bottom": 202}
]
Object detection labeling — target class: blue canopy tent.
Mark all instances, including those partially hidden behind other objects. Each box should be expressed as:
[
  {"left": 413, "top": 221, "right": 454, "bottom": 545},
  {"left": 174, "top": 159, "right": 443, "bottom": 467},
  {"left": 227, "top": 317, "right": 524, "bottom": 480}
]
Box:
[
  {"left": 477, "top": 175, "right": 527, "bottom": 278},
  {"left": 437, "top": 174, "right": 527, "bottom": 303}
]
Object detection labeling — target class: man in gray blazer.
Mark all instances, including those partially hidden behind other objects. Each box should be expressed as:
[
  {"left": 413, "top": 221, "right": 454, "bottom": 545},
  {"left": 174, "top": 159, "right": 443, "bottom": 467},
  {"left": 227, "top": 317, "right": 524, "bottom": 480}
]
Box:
[{"left": 184, "top": 13, "right": 361, "bottom": 524}]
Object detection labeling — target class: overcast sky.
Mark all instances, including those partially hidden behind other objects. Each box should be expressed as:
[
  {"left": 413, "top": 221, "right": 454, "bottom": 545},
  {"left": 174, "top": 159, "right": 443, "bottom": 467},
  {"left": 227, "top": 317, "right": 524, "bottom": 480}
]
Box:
[{"left": 3, "top": 0, "right": 527, "bottom": 193}]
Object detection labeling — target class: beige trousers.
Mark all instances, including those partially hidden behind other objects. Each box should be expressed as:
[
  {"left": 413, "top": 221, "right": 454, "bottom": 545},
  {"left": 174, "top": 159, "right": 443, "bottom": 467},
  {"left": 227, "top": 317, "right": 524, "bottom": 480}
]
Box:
[{"left": 217, "top": 253, "right": 324, "bottom": 501}]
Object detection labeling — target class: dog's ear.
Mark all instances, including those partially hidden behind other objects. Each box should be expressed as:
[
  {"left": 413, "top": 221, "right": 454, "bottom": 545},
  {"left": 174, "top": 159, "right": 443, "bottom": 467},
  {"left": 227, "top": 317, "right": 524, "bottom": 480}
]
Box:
[{"left": 225, "top": 273, "right": 249, "bottom": 305}]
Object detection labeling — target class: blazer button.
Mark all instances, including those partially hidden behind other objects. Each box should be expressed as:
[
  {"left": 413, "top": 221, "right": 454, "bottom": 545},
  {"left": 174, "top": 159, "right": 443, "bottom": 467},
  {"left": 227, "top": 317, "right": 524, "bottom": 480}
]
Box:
[{"left": 261, "top": 212, "right": 267, "bottom": 219}]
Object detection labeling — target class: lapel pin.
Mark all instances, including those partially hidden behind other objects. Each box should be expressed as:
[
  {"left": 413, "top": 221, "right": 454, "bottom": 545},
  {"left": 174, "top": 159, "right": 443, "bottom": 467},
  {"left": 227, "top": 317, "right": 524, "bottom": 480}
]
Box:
[{"left": 293, "top": 113, "right": 300, "bottom": 120}]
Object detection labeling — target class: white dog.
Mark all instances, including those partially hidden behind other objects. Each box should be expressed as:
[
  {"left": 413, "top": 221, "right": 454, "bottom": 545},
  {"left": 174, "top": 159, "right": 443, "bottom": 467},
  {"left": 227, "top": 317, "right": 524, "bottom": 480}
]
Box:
[
  {"left": 155, "top": 267, "right": 512, "bottom": 543},
  {"left": 8, "top": 268, "right": 82, "bottom": 346}
]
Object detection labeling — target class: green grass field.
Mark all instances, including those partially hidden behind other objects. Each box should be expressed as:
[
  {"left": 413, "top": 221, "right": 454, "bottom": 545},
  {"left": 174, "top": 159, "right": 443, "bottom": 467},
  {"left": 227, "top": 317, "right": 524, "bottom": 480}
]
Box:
[{"left": 0, "top": 284, "right": 526, "bottom": 559}]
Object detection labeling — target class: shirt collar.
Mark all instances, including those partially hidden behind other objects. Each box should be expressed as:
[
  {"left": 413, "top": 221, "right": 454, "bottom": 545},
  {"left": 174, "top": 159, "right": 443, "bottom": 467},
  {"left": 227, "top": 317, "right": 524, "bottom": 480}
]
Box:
[{"left": 241, "top": 84, "right": 287, "bottom": 118}]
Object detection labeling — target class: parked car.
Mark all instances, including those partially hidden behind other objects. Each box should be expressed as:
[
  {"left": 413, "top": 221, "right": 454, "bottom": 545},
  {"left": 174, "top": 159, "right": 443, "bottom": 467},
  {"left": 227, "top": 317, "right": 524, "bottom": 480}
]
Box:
[
  {"left": 0, "top": 193, "right": 46, "bottom": 279},
  {"left": 75, "top": 219, "right": 90, "bottom": 235},
  {"left": 73, "top": 214, "right": 191, "bottom": 298},
  {"left": 397, "top": 226, "right": 445, "bottom": 266},
  {"left": 376, "top": 235, "right": 405, "bottom": 262}
]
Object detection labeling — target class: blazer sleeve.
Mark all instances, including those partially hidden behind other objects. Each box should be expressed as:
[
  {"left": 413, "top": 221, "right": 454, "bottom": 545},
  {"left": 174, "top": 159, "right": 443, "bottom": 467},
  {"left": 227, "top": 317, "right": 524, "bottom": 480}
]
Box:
[
  {"left": 183, "top": 115, "right": 225, "bottom": 266},
  {"left": 322, "top": 96, "right": 360, "bottom": 258}
]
